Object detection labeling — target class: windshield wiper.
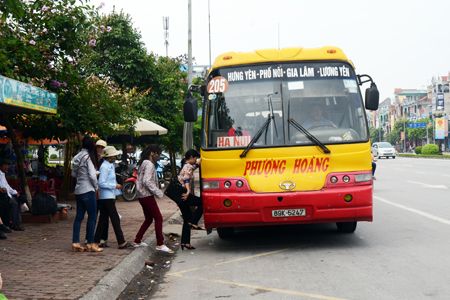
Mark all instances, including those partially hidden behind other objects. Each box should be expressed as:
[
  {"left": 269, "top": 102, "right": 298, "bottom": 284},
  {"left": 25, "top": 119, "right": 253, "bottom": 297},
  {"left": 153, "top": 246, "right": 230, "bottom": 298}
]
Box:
[
  {"left": 240, "top": 93, "right": 278, "bottom": 158},
  {"left": 288, "top": 118, "right": 331, "bottom": 154},
  {"left": 240, "top": 115, "right": 272, "bottom": 158}
]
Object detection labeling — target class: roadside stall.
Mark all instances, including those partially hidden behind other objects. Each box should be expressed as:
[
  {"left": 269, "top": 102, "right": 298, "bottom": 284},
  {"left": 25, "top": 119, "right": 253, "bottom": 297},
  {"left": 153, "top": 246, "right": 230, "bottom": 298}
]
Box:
[{"left": 0, "top": 75, "right": 58, "bottom": 203}]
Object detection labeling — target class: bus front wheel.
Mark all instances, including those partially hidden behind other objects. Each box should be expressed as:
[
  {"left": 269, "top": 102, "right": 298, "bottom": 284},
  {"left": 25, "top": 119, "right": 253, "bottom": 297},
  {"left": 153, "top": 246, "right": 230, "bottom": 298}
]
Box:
[
  {"left": 336, "top": 222, "right": 357, "bottom": 233},
  {"left": 217, "top": 227, "right": 235, "bottom": 239}
]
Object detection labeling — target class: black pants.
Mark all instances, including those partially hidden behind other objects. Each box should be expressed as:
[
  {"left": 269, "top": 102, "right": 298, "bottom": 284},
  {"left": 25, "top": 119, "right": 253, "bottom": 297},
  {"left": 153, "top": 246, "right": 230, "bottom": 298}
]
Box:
[
  {"left": 0, "top": 194, "right": 20, "bottom": 227},
  {"left": 176, "top": 194, "right": 203, "bottom": 244},
  {"left": 94, "top": 199, "right": 125, "bottom": 245},
  {"left": 0, "top": 193, "right": 11, "bottom": 226}
]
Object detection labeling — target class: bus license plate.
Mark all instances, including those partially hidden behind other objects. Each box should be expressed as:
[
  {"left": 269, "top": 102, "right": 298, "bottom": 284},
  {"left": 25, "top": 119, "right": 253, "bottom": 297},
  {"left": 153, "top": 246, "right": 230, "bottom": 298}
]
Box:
[{"left": 272, "top": 208, "right": 306, "bottom": 218}]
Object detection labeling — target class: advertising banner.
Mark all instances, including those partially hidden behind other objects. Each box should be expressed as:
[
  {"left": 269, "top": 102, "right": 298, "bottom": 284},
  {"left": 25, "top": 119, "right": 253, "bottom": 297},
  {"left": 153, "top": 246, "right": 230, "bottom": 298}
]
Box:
[
  {"left": 435, "top": 117, "right": 446, "bottom": 139},
  {"left": 436, "top": 93, "right": 445, "bottom": 111}
]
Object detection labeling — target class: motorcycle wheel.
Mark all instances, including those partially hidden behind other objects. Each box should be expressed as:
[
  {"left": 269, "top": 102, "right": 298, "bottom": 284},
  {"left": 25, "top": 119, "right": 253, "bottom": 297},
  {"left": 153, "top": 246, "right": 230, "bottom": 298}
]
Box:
[{"left": 122, "top": 182, "right": 137, "bottom": 201}]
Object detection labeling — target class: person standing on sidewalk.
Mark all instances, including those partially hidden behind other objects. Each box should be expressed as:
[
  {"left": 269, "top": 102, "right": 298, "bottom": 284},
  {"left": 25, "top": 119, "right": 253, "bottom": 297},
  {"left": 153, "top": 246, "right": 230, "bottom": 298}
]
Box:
[
  {"left": 94, "top": 146, "right": 132, "bottom": 249},
  {"left": 71, "top": 135, "right": 102, "bottom": 252},
  {"left": 175, "top": 149, "right": 204, "bottom": 250},
  {"left": 94, "top": 139, "right": 109, "bottom": 246},
  {"left": 134, "top": 144, "right": 173, "bottom": 253}
]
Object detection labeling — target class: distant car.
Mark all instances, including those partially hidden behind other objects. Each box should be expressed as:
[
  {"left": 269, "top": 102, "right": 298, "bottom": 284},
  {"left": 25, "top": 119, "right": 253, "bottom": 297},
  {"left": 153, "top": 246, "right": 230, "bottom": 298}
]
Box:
[{"left": 372, "top": 142, "right": 396, "bottom": 159}]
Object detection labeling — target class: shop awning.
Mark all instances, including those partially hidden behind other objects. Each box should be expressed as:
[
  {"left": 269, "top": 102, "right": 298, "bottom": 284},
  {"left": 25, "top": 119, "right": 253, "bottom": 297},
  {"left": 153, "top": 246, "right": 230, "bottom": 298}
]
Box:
[{"left": 0, "top": 75, "right": 57, "bottom": 114}]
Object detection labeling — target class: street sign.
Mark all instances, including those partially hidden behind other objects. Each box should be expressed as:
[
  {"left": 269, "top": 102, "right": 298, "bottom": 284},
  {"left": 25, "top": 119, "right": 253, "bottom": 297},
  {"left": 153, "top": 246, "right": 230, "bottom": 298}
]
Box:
[
  {"left": 407, "top": 122, "right": 427, "bottom": 128},
  {"left": 0, "top": 75, "right": 57, "bottom": 114}
]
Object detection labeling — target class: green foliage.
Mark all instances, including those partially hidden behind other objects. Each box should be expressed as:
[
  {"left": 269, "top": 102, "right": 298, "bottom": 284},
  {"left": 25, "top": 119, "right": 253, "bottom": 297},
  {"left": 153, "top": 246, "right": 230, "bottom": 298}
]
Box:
[
  {"left": 369, "top": 127, "right": 384, "bottom": 143},
  {"left": 83, "top": 11, "right": 154, "bottom": 91},
  {"left": 138, "top": 55, "right": 188, "bottom": 154},
  {"left": 414, "top": 146, "right": 422, "bottom": 154},
  {"left": 386, "top": 118, "right": 431, "bottom": 147},
  {"left": 421, "top": 144, "right": 439, "bottom": 155},
  {"left": 49, "top": 153, "right": 58, "bottom": 159},
  {"left": 0, "top": 0, "right": 25, "bottom": 19}
]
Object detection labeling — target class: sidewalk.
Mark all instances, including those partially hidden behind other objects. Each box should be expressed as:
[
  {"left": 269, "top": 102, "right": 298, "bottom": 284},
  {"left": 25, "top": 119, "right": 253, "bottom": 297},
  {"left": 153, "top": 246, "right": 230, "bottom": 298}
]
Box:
[{"left": 0, "top": 195, "right": 179, "bottom": 300}]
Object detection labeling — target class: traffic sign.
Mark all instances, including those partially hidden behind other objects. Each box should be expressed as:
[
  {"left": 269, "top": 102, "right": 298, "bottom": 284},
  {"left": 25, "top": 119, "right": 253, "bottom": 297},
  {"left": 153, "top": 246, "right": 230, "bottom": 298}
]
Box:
[{"left": 407, "top": 122, "right": 427, "bottom": 128}]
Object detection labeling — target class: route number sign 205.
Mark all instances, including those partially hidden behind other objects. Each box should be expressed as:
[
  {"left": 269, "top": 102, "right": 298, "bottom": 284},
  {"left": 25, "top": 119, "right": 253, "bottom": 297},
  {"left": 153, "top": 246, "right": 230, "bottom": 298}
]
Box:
[{"left": 207, "top": 76, "right": 229, "bottom": 93}]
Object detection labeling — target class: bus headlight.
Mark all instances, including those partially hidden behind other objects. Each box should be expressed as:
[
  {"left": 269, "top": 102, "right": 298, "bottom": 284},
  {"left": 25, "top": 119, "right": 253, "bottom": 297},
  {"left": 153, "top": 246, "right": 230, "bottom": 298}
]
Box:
[
  {"left": 330, "top": 176, "right": 338, "bottom": 184},
  {"left": 236, "top": 180, "right": 244, "bottom": 188},
  {"left": 355, "top": 173, "right": 372, "bottom": 183},
  {"left": 224, "top": 181, "right": 232, "bottom": 188},
  {"left": 203, "top": 181, "right": 219, "bottom": 189},
  {"left": 342, "top": 175, "right": 350, "bottom": 183}
]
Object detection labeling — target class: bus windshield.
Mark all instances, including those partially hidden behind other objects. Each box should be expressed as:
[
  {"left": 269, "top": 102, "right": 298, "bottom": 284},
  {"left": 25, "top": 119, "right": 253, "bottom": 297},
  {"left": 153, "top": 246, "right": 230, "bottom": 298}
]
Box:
[{"left": 203, "top": 62, "right": 369, "bottom": 149}]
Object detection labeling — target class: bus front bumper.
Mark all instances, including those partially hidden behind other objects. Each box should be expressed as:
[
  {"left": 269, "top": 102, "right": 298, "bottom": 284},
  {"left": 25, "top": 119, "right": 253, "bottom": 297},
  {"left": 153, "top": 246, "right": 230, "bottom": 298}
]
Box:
[{"left": 202, "top": 185, "right": 372, "bottom": 229}]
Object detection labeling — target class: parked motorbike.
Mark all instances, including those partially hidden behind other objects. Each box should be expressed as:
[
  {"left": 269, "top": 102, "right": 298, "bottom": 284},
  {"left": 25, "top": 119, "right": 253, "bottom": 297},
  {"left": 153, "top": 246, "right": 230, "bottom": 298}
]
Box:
[
  {"left": 122, "top": 167, "right": 137, "bottom": 201},
  {"left": 115, "top": 161, "right": 138, "bottom": 202}
]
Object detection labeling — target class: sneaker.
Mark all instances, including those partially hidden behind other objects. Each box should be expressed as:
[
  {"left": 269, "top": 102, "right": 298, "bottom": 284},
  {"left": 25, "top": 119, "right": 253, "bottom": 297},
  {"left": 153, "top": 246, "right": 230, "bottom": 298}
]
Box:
[
  {"left": 372, "top": 176, "right": 376, "bottom": 180},
  {"left": 118, "top": 241, "right": 134, "bottom": 249},
  {"left": 0, "top": 231, "right": 6, "bottom": 239},
  {"left": 133, "top": 242, "right": 149, "bottom": 248},
  {"left": 155, "top": 244, "right": 174, "bottom": 254}
]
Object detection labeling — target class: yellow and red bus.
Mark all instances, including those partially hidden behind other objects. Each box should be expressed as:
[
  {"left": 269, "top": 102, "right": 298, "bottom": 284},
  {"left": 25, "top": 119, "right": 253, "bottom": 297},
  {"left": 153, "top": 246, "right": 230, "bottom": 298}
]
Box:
[{"left": 184, "top": 46, "right": 379, "bottom": 238}]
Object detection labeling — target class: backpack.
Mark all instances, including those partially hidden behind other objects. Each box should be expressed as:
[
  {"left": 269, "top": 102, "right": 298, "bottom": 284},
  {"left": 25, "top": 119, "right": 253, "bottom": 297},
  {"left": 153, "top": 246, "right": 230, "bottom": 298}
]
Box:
[{"left": 32, "top": 192, "right": 57, "bottom": 215}]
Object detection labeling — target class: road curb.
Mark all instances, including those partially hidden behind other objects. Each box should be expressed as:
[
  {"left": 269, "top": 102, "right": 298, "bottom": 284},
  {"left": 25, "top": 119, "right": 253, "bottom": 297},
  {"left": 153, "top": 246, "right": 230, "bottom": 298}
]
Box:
[{"left": 80, "top": 211, "right": 180, "bottom": 300}]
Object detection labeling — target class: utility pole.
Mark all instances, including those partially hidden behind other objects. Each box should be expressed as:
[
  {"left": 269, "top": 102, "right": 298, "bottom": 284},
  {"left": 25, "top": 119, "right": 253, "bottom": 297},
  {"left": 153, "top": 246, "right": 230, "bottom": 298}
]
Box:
[
  {"left": 208, "top": 0, "right": 212, "bottom": 67},
  {"left": 378, "top": 113, "right": 381, "bottom": 142},
  {"left": 163, "top": 17, "right": 169, "bottom": 57},
  {"left": 183, "top": 0, "right": 194, "bottom": 152}
]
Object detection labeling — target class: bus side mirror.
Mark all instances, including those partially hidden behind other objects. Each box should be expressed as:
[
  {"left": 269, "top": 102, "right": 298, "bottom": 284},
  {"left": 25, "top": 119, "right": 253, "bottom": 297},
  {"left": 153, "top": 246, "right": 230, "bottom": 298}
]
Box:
[
  {"left": 365, "top": 83, "right": 379, "bottom": 111},
  {"left": 183, "top": 90, "right": 198, "bottom": 122}
]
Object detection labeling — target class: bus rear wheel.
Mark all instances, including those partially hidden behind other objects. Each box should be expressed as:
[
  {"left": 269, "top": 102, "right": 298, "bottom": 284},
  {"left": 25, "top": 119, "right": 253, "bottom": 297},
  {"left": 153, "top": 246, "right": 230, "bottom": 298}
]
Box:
[
  {"left": 336, "top": 221, "right": 357, "bottom": 233},
  {"left": 217, "top": 227, "right": 235, "bottom": 239}
]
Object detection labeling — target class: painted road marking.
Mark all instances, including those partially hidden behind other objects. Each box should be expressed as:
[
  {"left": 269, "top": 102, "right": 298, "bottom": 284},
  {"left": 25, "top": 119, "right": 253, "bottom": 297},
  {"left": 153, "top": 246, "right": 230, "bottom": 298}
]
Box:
[
  {"left": 167, "top": 249, "right": 349, "bottom": 299},
  {"left": 168, "top": 249, "right": 287, "bottom": 277},
  {"left": 406, "top": 180, "right": 448, "bottom": 189},
  {"left": 172, "top": 276, "right": 349, "bottom": 300},
  {"left": 375, "top": 195, "right": 450, "bottom": 226}
]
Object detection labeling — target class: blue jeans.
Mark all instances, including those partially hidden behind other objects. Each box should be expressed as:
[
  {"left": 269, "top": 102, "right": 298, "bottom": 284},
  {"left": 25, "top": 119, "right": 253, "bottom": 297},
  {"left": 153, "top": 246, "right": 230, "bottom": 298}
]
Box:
[{"left": 72, "top": 191, "right": 97, "bottom": 243}]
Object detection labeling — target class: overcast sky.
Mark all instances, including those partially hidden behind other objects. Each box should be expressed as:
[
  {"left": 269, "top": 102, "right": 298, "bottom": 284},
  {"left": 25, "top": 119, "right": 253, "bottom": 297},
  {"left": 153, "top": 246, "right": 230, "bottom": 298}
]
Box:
[{"left": 92, "top": 0, "right": 450, "bottom": 100}]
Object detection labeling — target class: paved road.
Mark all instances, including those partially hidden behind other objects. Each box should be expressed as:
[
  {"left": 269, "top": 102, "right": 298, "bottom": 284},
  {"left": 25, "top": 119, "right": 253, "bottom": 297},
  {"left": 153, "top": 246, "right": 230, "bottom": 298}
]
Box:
[{"left": 151, "top": 157, "right": 450, "bottom": 300}]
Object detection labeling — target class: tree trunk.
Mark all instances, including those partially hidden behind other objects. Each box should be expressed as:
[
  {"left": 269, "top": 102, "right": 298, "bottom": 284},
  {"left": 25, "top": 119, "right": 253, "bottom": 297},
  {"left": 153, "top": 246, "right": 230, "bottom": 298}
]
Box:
[
  {"left": 2, "top": 114, "right": 32, "bottom": 204},
  {"left": 60, "top": 135, "right": 75, "bottom": 202}
]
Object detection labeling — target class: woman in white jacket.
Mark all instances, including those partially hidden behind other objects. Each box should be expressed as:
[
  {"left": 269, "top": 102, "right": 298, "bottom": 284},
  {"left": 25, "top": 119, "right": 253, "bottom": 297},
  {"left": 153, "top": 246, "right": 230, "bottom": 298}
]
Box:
[{"left": 71, "top": 135, "right": 102, "bottom": 252}]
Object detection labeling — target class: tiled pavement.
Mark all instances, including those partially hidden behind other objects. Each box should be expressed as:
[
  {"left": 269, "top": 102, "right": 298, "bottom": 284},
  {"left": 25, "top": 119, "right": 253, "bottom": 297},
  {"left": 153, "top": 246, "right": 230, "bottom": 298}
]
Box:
[{"left": 0, "top": 196, "right": 179, "bottom": 300}]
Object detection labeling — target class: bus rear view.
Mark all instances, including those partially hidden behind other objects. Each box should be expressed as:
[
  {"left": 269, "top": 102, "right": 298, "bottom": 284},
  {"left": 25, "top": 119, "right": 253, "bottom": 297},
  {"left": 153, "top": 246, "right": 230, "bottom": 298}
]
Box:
[{"left": 184, "top": 47, "right": 379, "bottom": 239}]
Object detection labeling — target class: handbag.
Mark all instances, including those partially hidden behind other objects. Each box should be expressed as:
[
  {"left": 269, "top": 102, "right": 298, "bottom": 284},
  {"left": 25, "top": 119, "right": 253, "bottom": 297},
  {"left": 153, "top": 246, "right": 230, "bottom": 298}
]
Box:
[{"left": 164, "top": 178, "right": 185, "bottom": 201}]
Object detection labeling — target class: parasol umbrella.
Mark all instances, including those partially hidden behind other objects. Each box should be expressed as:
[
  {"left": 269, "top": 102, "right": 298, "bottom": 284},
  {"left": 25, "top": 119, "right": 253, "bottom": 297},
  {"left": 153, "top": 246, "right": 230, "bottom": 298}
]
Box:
[
  {"left": 106, "top": 118, "right": 168, "bottom": 144},
  {"left": 133, "top": 118, "right": 168, "bottom": 135}
]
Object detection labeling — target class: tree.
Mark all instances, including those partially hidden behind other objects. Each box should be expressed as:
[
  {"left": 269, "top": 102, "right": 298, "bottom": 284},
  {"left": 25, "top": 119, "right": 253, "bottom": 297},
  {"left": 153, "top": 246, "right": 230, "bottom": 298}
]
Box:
[
  {"left": 369, "top": 127, "right": 384, "bottom": 143},
  {"left": 83, "top": 10, "right": 155, "bottom": 91},
  {"left": 0, "top": 1, "right": 141, "bottom": 201},
  {"left": 139, "top": 55, "right": 187, "bottom": 158}
]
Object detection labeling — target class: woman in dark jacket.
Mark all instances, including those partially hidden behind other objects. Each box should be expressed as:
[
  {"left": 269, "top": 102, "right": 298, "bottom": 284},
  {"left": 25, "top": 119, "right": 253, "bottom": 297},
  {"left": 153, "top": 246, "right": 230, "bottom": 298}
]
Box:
[{"left": 176, "top": 149, "right": 203, "bottom": 250}]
